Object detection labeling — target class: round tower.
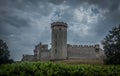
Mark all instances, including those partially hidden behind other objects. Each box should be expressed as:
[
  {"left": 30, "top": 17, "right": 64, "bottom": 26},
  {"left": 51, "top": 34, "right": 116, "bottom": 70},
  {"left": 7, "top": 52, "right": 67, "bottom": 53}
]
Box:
[{"left": 51, "top": 22, "right": 68, "bottom": 60}]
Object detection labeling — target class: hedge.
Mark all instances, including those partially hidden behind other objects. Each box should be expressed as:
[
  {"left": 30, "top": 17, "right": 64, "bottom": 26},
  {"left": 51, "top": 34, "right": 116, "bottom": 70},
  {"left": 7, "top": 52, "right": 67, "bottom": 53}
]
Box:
[{"left": 0, "top": 62, "right": 120, "bottom": 76}]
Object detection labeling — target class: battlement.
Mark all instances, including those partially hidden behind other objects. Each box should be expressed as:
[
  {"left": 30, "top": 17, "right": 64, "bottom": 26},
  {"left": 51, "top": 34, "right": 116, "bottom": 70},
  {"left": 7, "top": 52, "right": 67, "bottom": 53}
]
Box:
[
  {"left": 22, "top": 21, "right": 104, "bottom": 62},
  {"left": 22, "top": 55, "right": 35, "bottom": 61},
  {"left": 35, "top": 42, "right": 48, "bottom": 50},
  {"left": 67, "top": 44, "right": 100, "bottom": 48},
  {"left": 51, "top": 22, "right": 68, "bottom": 28}
]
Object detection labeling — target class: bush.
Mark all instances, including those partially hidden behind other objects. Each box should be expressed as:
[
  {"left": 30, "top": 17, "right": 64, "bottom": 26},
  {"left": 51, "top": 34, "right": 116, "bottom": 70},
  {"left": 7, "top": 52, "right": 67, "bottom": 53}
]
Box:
[{"left": 0, "top": 62, "right": 120, "bottom": 76}]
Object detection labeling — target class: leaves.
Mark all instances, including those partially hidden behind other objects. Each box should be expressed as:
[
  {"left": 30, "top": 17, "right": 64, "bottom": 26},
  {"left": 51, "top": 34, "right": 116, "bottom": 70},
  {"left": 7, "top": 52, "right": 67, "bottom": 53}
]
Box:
[
  {"left": 102, "top": 24, "right": 120, "bottom": 64},
  {"left": 0, "top": 39, "right": 13, "bottom": 64},
  {"left": 0, "top": 62, "right": 120, "bottom": 76}
]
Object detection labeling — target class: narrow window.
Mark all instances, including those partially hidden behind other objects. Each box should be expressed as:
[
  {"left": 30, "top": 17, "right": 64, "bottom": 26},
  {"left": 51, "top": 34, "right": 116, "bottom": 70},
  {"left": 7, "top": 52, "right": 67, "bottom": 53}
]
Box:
[
  {"left": 55, "top": 49, "right": 57, "bottom": 54},
  {"left": 59, "top": 28, "right": 61, "bottom": 30},
  {"left": 95, "top": 48, "right": 99, "bottom": 53}
]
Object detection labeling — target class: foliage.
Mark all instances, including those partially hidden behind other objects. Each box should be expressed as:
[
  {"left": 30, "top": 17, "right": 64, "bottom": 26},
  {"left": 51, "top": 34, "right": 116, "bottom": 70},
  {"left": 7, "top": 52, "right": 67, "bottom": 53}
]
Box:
[
  {"left": 0, "top": 39, "right": 13, "bottom": 64},
  {"left": 102, "top": 24, "right": 120, "bottom": 64},
  {"left": 0, "top": 62, "right": 120, "bottom": 76}
]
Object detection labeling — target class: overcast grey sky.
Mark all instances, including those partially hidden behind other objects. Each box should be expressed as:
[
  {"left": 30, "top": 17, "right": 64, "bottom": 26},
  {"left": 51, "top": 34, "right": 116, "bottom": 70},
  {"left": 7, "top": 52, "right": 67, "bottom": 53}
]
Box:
[{"left": 0, "top": 0, "right": 120, "bottom": 61}]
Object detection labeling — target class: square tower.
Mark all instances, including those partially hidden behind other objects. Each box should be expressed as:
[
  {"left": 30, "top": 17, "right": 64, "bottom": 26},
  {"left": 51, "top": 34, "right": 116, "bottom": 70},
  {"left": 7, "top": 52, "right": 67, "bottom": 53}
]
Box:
[{"left": 51, "top": 22, "right": 68, "bottom": 60}]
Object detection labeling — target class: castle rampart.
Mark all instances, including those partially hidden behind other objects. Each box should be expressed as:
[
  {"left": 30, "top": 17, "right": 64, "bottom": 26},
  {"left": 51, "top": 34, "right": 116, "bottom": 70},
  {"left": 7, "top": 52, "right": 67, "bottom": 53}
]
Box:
[
  {"left": 67, "top": 44, "right": 99, "bottom": 48},
  {"left": 22, "top": 22, "right": 104, "bottom": 62},
  {"left": 67, "top": 44, "right": 100, "bottom": 60}
]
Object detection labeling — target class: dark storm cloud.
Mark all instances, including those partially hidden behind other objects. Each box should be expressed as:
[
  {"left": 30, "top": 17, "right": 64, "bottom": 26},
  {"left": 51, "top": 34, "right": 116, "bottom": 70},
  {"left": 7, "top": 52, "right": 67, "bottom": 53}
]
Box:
[
  {"left": 64, "top": 0, "right": 120, "bottom": 10},
  {"left": 82, "top": 0, "right": 120, "bottom": 38},
  {"left": 0, "top": 0, "right": 120, "bottom": 61},
  {"left": 0, "top": 0, "right": 30, "bottom": 28},
  {"left": 0, "top": 0, "right": 52, "bottom": 60},
  {"left": 48, "top": 0, "right": 65, "bottom": 5},
  {"left": 0, "top": 15, "right": 29, "bottom": 28},
  {"left": 63, "top": 0, "right": 120, "bottom": 46},
  {"left": 64, "top": 0, "right": 120, "bottom": 25},
  {"left": 87, "top": 0, "right": 120, "bottom": 11}
]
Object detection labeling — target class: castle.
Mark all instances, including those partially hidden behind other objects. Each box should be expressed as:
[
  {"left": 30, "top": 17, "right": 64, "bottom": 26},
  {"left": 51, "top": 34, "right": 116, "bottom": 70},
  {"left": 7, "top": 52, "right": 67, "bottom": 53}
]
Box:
[{"left": 22, "top": 22, "right": 103, "bottom": 61}]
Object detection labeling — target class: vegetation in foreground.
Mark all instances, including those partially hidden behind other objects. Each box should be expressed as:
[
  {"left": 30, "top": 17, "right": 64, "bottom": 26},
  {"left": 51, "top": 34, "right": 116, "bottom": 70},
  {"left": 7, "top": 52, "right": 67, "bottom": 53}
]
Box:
[
  {"left": 61, "top": 59, "right": 104, "bottom": 65},
  {"left": 0, "top": 39, "right": 13, "bottom": 65},
  {"left": 0, "top": 62, "right": 120, "bottom": 76},
  {"left": 102, "top": 24, "right": 120, "bottom": 64}
]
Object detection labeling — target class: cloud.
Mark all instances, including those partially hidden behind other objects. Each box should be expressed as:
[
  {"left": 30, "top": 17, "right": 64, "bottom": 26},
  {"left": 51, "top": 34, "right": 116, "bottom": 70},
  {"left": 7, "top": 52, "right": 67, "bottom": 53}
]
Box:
[
  {"left": 0, "top": 0, "right": 120, "bottom": 61},
  {"left": 48, "top": 0, "right": 65, "bottom": 5}
]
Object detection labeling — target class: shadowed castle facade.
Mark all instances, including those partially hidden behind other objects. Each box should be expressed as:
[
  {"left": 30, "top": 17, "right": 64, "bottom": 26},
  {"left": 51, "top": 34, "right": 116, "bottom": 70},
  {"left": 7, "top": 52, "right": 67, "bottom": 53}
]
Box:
[{"left": 22, "top": 22, "right": 104, "bottom": 61}]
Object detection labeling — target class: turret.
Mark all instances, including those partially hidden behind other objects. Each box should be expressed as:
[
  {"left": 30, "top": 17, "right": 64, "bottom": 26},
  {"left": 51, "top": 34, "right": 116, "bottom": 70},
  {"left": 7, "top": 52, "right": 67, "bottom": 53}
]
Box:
[{"left": 51, "top": 22, "right": 68, "bottom": 60}]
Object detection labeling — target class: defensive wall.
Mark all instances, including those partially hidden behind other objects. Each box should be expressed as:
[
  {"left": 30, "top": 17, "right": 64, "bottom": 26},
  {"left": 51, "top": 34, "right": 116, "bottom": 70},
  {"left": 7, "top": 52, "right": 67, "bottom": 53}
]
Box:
[
  {"left": 22, "top": 22, "right": 104, "bottom": 61},
  {"left": 67, "top": 44, "right": 100, "bottom": 60}
]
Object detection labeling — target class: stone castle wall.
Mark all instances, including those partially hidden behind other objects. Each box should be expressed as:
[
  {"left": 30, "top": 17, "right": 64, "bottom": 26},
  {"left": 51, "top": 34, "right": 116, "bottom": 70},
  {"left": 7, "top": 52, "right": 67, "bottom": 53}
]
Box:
[
  {"left": 40, "top": 51, "right": 50, "bottom": 61},
  {"left": 33, "top": 42, "right": 50, "bottom": 61},
  {"left": 22, "top": 43, "right": 103, "bottom": 61},
  {"left": 51, "top": 22, "right": 67, "bottom": 60},
  {"left": 67, "top": 44, "right": 99, "bottom": 60},
  {"left": 21, "top": 22, "right": 104, "bottom": 61},
  {"left": 22, "top": 55, "right": 35, "bottom": 61}
]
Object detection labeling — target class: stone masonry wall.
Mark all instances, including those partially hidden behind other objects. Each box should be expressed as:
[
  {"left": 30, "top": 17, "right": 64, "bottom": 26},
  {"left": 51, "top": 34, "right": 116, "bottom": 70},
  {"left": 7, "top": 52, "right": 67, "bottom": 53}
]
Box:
[
  {"left": 40, "top": 51, "right": 50, "bottom": 61},
  {"left": 34, "top": 42, "right": 50, "bottom": 61},
  {"left": 67, "top": 44, "right": 99, "bottom": 60},
  {"left": 51, "top": 22, "right": 67, "bottom": 60}
]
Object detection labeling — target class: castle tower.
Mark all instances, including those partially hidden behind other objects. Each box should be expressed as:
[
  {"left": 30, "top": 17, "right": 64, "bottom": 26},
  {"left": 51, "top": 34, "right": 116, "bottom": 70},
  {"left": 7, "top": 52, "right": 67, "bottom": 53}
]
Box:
[{"left": 51, "top": 22, "right": 68, "bottom": 60}]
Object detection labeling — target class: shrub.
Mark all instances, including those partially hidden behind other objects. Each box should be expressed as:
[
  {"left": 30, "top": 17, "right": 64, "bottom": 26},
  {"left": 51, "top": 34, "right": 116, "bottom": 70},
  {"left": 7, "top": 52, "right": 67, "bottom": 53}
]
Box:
[{"left": 0, "top": 62, "right": 120, "bottom": 76}]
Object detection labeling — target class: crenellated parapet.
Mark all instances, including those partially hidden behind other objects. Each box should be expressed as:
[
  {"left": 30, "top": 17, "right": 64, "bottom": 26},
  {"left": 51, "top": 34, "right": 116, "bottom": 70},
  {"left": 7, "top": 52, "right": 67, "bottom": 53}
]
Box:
[
  {"left": 34, "top": 42, "right": 49, "bottom": 51},
  {"left": 51, "top": 22, "right": 68, "bottom": 28},
  {"left": 67, "top": 44, "right": 100, "bottom": 48}
]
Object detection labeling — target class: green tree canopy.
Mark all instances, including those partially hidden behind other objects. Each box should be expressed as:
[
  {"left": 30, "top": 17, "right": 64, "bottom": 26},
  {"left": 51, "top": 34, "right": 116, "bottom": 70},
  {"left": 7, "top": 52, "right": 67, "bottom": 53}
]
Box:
[
  {"left": 102, "top": 24, "right": 120, "bottom": 64},
  {"left": 0, "top": 39, "right": 13, "bottom": 64}
]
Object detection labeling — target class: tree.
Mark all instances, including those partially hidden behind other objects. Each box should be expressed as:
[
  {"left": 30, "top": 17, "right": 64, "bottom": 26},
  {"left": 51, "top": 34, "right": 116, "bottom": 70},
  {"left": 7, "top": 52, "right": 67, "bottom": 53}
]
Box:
[
  {"left": 0, "top": 39, "right": 13, "bottom": 64},
  {"left": 102, "top": 24, "right": 120, "bottom": 64}
]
